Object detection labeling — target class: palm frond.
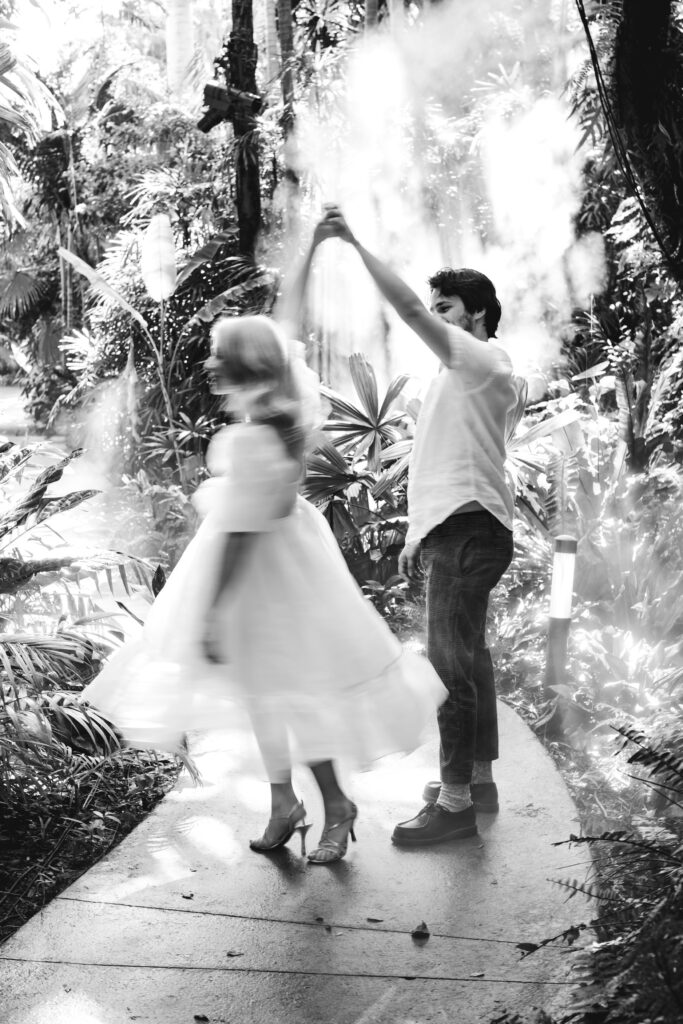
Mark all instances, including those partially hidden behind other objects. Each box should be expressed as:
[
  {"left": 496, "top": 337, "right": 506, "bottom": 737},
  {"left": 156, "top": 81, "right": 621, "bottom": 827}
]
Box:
[
  {"left": 40, "top": 693, "right": 121, "bottom": 755},
  {"left": 319, "top": 386, "right": 373, "bottom": 425},
  {"left": 372, "top": 453, "right": 410, "bottom": 501},
  {"left": 0, "top": 271, "right": 43, "bottom": 317},
  {"left": 377, "top": 373, "right": 410, "bottom": 421},
  {"left": 349, "top": 353, "right": 379, "bottom": 419}
]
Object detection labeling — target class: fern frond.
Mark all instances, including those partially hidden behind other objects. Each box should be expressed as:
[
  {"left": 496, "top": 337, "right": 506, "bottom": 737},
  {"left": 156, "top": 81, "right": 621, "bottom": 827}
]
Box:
[{"left": 615, "top": 724, "right": 683, "bottom": 784}]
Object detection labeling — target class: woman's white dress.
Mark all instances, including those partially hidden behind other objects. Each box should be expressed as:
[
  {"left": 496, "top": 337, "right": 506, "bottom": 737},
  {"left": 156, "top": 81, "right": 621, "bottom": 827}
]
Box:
[{"left": 82, "top": 423, "right": 446, "bottom": 777}]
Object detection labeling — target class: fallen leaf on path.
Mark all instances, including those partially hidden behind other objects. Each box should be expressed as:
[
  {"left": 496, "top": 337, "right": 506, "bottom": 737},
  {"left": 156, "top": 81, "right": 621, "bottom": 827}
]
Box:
[
  {"left": 226, "top": 950, "right": 244, "bottom": 958},
  {"left": 181, "top": 892, "right": 194, "bottom": 900},
  {"left": 411, "top": 921, "right": 430, "bottom": 941},
  {"left": 366, "top": 917, "right": 384, "bottom": 923},
  {"left": 517, "top": 942, "right": 539, "bottom": 956},
  {"left": 193, "top": 1016, "right": 209, "bottom": 1022},
  {"left": 470, "top": 971, "right": 485, "bottom": 978}
]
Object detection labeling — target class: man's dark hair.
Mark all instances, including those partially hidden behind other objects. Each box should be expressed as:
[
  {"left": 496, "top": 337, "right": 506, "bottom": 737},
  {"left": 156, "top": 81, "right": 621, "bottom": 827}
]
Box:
[{"left": 427, "top": 267, "right": 502, "bottom": 338}]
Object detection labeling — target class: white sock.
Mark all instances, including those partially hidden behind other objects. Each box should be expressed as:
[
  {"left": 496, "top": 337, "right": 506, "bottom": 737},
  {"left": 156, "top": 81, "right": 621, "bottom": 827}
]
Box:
[
  {"left": 436, "top": 782, "right": 472, "bottom": 813},
  {"left": 472, "top": 760, "right": 494, "bottom": 784}
]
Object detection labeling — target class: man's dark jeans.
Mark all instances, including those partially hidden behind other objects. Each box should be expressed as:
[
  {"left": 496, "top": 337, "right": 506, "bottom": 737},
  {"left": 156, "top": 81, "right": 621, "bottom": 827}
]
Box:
[{"left": 421, "top": 509, "right": 514, "bottom": 785}]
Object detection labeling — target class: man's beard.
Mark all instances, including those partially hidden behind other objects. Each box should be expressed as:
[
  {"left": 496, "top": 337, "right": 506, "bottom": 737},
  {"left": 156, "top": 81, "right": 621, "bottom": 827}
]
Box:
[{"left": 457, "top": 311, "right": 477, "bottom": 334}]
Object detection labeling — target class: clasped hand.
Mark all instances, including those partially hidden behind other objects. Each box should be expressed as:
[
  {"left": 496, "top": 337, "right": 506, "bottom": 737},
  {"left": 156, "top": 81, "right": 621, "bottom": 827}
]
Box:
[{"left": 313, "top": 205, "right": 356, "bottom": 246}]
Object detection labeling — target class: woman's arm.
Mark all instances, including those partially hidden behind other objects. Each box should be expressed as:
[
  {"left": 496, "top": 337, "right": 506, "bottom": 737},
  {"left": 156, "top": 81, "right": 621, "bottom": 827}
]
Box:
[
  {"left": 274, "top": 220, "right": 338, "bottom": 338},
  {"left": 202, "top": 532, "right": 256, "bottom": 663}
]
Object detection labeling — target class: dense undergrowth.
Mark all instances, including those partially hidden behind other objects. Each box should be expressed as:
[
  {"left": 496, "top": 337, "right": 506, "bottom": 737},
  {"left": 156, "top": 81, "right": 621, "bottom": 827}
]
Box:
[
  {"left": 0, "top": 746, "right": 179, "bottom": 943},
  {"left": 0, "top": 439, "right": 182, "bottom": 943}
]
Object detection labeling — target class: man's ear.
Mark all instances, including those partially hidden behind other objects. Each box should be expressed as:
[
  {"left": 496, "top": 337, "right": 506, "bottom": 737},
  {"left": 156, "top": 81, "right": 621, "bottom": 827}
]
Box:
[{"left": 473, "top": 309, "right": 486, "bottom": 324}]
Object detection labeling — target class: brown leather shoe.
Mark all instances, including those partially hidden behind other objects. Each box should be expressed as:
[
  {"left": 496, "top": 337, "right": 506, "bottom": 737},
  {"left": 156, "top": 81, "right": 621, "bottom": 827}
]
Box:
[
  {"left": 392, "top": 803, "right": 477, "bottom": 846},
  {"left": 422, "top": 780, "right": 499, "bottom": 813}
]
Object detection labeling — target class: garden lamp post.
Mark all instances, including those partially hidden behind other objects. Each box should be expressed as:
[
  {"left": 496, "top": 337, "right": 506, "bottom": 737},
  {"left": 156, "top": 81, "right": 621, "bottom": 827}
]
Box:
[{"left": 545, "top": 535, "right": 578, "bottom": 689}]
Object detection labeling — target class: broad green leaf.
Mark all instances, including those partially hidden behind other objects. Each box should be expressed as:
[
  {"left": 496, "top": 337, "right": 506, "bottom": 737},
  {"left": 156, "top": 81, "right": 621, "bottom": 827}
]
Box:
[
  {"left": 35, "top": 489, "right": 101, "bottom": 524},
  {"left": 141, "top": 213, "right": 177, "bottom": 301},
  {"left": 571, "top": 361, "right": 610, "bottom": 382},
  {"left": 58, "top": 248, "right": 149, "bottom": 332},
  {"left": 510, "top": 408, "right": 583, "bottom": 450},
  {"left": 175, "top": 233, "right": 240, "bottom": 289}
]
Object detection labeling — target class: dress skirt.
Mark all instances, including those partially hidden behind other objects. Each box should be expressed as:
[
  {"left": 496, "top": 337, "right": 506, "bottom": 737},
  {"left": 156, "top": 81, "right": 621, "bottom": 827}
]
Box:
[{"left": 82, "top": 424, "right": 446, "bottom": 778}]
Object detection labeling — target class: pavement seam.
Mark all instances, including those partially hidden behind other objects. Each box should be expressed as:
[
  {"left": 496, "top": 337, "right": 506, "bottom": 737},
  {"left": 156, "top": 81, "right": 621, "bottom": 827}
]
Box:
[
  {"left": 0, "top": 953, "right": 580, "bottom": 985},
  {"left": 57, "top": 894, "right": 566, "bottom": 950}
]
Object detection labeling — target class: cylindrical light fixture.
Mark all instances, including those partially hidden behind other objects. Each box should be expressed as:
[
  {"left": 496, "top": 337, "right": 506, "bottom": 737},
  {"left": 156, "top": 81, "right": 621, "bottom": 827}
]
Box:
[{"left": 545, "top": 535, "right": 578, "bottom": 689}]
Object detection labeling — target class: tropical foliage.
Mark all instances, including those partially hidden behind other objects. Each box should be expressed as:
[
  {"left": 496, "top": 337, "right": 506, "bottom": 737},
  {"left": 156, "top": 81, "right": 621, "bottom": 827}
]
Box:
[
  {"left": 302, "top": 352, "right": 415, "bottom": 588},
  {"left": 0, "top": 432, "right": 178, "bottom": 941}
]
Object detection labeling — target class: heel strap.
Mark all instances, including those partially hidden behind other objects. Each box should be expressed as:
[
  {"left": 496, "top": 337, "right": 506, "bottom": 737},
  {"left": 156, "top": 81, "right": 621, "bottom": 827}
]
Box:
[
  {"left": 314, "top": 809, "right": 357, "bottom": 852},
  {"left": 268, "top": 801, "right": 305, "bottom": 824}
]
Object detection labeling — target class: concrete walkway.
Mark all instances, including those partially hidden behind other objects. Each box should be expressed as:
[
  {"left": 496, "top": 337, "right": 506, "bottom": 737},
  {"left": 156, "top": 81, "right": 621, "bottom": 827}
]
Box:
[{"left": 0, "top": 702, "right": 592, "bottom": 1024}]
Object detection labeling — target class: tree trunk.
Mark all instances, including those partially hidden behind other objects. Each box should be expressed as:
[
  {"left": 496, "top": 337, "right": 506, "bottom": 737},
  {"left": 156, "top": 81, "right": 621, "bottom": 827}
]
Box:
[
  {"left": 613, "top": 0, "right": 683, "bottom": 280},
  {"left": 263, "top": 0, "right": 280, "bottom": 84},
  {"left": 365, "top": 0, "right": 378, "bottom": 30},
  {"left": 275, "top": 0, "right": 300, "bottom": 234},
  {"left": 228, "top": 0, "right": 262, "bottom": 259},
  {"left": 276, "top": 0, "right": 295, "bottom": 133},
  {"left": 167, "top": 0, "right": 195, "bottom": 99}
]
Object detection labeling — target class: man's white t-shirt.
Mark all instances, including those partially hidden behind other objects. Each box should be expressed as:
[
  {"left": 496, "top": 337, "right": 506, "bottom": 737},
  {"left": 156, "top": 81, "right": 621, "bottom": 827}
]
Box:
[{"left": 405, "top": 326, "right": 526, "bottom": 547}]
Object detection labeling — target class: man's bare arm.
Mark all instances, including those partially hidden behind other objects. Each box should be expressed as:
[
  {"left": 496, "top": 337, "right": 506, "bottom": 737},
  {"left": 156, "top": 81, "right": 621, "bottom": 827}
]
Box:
[{"left": 321, "top": 207, "right": 452, "bottom": 364}]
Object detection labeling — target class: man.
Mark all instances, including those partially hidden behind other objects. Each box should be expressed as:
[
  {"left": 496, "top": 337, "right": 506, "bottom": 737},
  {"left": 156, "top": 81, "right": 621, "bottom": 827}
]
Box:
[{"left": 321, "top": 206, "right": 527, "bottom": 845}]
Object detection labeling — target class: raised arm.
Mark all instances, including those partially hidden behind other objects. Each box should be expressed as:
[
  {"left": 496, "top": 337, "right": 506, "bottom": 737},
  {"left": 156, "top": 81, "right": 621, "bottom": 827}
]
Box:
[
  {"left": 274, "top": 220, "right": 337, "bottom": 339},
  {"left": 320, "top": 207, "right": 452, "bottom": 364}
]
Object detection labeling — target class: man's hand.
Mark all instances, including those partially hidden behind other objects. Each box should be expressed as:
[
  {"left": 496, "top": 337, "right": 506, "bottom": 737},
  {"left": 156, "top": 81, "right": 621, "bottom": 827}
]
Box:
[
  {"left": 319, "top": 205, "right": 357, "bottom": 245},
  {"left": 311, "top": 216, "right": 339, "bottom": 248},
  {"left": 398, "top": 541, "right": 422, "bottom": 581}
]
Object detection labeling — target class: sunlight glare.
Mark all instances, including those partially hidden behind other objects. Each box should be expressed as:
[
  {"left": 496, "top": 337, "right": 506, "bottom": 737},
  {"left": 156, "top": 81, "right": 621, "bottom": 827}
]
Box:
[{"left": 22, "top": 993, "right": 108, "bottom": 1024}]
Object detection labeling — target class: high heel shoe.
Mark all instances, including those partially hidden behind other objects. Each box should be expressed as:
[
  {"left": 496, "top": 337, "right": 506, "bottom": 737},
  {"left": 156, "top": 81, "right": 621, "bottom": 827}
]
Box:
[
  {"left": 249, "top": 801, "right": 312, "bottom": 856},
  {"left": 307, "top": 803, "right": 358, "bottom": 864}
]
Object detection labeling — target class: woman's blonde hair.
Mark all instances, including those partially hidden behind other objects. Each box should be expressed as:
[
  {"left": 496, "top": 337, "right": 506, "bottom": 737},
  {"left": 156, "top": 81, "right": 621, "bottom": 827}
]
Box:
[{"left": 208, "top": 315, "right": 305, "bottom": 462}]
